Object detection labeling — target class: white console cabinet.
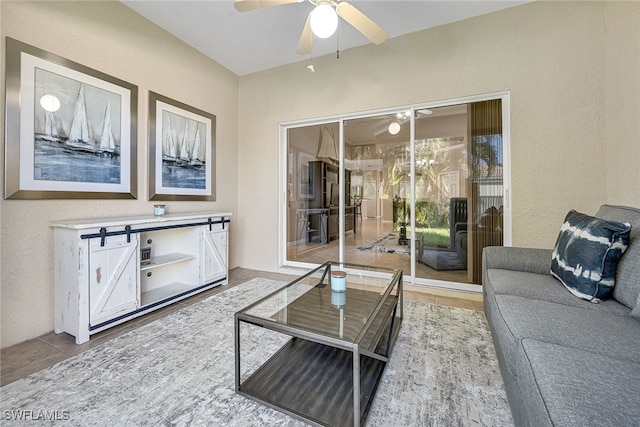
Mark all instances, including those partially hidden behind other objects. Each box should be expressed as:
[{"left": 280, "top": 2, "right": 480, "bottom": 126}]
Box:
[{"left": 51, "top": 212, "right": 231, "bottom": 344}]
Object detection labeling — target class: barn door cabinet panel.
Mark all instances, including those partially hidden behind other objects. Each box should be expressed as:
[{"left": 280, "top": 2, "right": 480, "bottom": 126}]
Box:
[
  {"left": 89, "top": 234, "right": 139, "bottom": 326},
  {"left": 52, "top": 212, "right": 231, "bottom": 344},
  {"left": 202, "top": 224, "right": 228, "bottom": 285}
]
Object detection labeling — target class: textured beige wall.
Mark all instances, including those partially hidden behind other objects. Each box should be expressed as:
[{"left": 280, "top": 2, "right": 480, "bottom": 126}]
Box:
[
  {"left": 237, "top": 1, "right": 640, "bottom": 272},
  {"left": 0, "top": 1, "right": 239, "bottom": 348},
  {"left": 605, "top": 1, "right": 640, "bottom": 207}
]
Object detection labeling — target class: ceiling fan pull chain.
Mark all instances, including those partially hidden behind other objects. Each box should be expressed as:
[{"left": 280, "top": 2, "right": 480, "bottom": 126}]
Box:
[{"left": 336, "top": 20, "right": 340, "bottom": 59}]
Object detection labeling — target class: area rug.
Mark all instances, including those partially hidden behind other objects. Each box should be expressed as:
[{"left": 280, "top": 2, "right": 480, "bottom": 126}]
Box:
[
  {"left": 0, "top": 278, "right": 512, "bottom": 426},
  {"left": 356, "top": 232, "right": 411, "bottom": 255},
  {"left": 420, "top": 248, "right": 467, "bottom": 271}
]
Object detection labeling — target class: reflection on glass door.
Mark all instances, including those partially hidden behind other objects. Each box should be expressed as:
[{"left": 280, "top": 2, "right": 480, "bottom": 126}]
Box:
[
  {"left": 343, "top": 113, "right": 411, "bottom": 275},
  {"left": 283, "top": 96, "right": 506, "bottom": 287},
  {"left": 467, "top": 99, "right": 504, "bottom": 283},
  {"left": 413, "top": 101, "right": 503, "bottom": 285},
  {"left": 286, "top": 122, "right": 342, "bottom": 265}
]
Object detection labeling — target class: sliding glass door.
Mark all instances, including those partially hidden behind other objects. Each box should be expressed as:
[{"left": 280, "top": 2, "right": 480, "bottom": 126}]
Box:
[
  {"left": 412, "top": 101, "right": 504, "bottom": 284},
  {"left": 282, "top": 94, "right": 509, "bottom": 287},
  {"left": 342, "top": 113, "right": 411, "bottom": 272},
  {"left": 285, "top": 122, "right": 342, "bottom": 265},
  {"left": 412, "top": 104, "right": 470, "bottom": 283},
  {"left": 466, "top": 99, "right": 504, "bottom": 283}
]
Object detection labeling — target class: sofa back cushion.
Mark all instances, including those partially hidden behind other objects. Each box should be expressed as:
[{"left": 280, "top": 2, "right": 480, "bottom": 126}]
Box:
[{"left": 595, "top": 205, "right": 640, "bottom": 309}]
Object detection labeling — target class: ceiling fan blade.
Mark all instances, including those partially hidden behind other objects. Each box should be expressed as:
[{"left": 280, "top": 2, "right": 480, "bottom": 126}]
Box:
[
  {"left": 234, "top": 0, "right": 302, "bottom": 12},
  {"left": 297, "top": 13, "right": 313, "bottom": 55},
  {"left": 336, "top": 2, "right": 388, "bottom": 45}
]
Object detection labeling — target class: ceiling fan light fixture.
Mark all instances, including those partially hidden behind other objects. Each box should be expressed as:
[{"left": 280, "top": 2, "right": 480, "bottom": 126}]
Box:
[
  {"left": 388, "top": 122, "right": 401, "bottom": 135},
  {"left": 310, "top": 2, "right": 338, "bottom": 39}
]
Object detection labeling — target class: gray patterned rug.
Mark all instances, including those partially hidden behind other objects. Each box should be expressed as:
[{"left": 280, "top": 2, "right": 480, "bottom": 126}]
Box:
[{"left": 0, "top": 278, "right": 512, "bottom": 426}]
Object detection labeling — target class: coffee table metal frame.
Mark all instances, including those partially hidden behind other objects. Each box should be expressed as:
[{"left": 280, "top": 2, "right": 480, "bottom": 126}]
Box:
[{"left": 234, "top": 261, "right": 403, "bottom": 427}]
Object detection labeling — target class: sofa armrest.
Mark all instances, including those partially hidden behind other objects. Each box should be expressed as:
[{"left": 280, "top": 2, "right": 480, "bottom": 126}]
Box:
[{"left": 482, "top": 246, "right": 552, "bottom": 275}]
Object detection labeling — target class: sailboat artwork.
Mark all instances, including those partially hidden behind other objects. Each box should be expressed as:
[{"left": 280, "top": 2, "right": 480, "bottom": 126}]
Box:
[
  {"left": 33, "top": 68, "right": 122, "bottom": 184},
  {"left": 190, "top": 124, "right": 205, "bottom": 167},
  {"left": 162, "top": 115, "right": 178, "bottom": 163},
  {"left": 160, "top": 110, "right": 206, "bottom": 190}
]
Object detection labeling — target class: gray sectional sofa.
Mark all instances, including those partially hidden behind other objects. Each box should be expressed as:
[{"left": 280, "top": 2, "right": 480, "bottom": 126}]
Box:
[{"left": 482, "top": 204, "right": 640, "bottom": 426}]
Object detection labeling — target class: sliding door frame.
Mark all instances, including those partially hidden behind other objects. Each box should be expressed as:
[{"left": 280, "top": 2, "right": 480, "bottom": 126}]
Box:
[{"left": 279, "top": 91, "right": 511, "bottom": 292}]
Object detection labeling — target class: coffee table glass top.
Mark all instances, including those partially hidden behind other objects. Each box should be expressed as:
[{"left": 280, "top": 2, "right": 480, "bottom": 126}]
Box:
[{"left": 240, "top": 261, "right": 402, "bottom": 344}]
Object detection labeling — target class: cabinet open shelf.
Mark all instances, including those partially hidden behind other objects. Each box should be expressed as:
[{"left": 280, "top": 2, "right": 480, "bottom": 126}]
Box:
[
  {"left": 140, "top": 253, "right": 197, "bottom": 271},
  {"left": 141, "top": 281, "right": 199, "bottom": 307},
  {"left": 52, "top": 212, "right": 231, "bottom": 344}
]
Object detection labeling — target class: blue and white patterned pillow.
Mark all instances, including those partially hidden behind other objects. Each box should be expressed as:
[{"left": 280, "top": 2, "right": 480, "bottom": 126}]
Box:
[{"left": 551, "top": 210, "right": 631, "bottom": 303}]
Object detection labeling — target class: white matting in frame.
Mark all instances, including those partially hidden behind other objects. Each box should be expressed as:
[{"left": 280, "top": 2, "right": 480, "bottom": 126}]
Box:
[
  {"left": 4, "top": 37, "right": 138, "bottom": 199},
  {"left": 148, "top": 91, "right": 215, "bottom": 201}
]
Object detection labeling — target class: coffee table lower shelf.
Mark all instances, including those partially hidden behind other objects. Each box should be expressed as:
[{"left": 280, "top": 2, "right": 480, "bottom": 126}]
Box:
[{"left": 238, "top": 337, "right": 386, "bottom": 427}]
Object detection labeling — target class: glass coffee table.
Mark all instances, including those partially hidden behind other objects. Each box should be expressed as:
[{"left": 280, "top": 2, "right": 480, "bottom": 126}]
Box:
[{"left": 235, "top": 261, "right": 403, "bottom": 427}]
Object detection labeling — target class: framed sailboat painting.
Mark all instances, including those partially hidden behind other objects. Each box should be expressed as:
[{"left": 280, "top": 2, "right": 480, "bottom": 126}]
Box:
[
  {"left": 4, "top": 38, "right": 138, "bottom": 199},
  {"left": 148, "top": 91, "right": 215, "bottom": 201}
]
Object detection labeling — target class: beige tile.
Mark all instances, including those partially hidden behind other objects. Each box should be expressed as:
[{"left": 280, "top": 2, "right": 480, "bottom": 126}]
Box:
[
  {"left": 49, "top": 324, "right": 139, "bottom": 357},
  {"left": 434, "top": 295, "right": 484, "bottom": 312},
  {"left": 1, "top": 353, "right": 69, "bottom": 387},
  {"left": 229, "top": 267, "right": 261, "bottom": 281},
  {"left": 403, "top": 290, "right": 437, "bottom": 304},
  {"left": 0, "top": 339, "right": 63, "bottom": 377},
  {"left": 38, "top": 331, "right": 78, "bottom": 349}
]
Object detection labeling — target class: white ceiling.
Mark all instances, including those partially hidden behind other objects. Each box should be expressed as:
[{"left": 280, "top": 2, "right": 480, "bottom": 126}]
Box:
[{"left": 122, "top": 0, "right": 530, "bottom": 76}]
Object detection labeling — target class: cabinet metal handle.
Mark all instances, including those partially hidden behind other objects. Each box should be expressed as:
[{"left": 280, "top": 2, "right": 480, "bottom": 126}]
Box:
[{"left": 147, "top": 272, "right": 152, "bottom": 277}]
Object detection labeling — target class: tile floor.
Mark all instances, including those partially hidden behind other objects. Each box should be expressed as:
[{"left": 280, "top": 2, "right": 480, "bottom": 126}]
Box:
[
  {"left": 1, "top": 267, "right": 483, "bottom": 387},
  {"left": 289, "top": 218, "right": 471, "bottom": 284}
]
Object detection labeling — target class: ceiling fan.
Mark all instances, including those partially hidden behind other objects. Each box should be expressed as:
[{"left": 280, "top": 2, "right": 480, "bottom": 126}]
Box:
[{"left": 234, "top": 0, "right": 388, "bottom": 55}]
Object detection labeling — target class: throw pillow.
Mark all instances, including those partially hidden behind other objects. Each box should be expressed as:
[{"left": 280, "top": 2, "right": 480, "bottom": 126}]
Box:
[{"left": 550, "top": 210, "right": 631, "bottom": 303}]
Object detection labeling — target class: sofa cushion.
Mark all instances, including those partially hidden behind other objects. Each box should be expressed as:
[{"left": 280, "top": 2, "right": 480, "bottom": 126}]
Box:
[
  {"left": 483, "top": 246, "right": 553, "bottom": 276},
  {"left": 550, "top": 210, "right": 631, "bottom": 302},
  {"left": 485, "top": 269, "right": 630, "bottom": 316},
  {"left": 632, "top": 293, "right": 640, "bottom": 319},
  {"left": 516, "top": 339, "right": 640, "bottom": 427},
  {"left": 489, "top": 294, "right": 640, "bottom": 378},
  {"left": 595, "top": 204, "right": 640, "bottom": 309}
]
